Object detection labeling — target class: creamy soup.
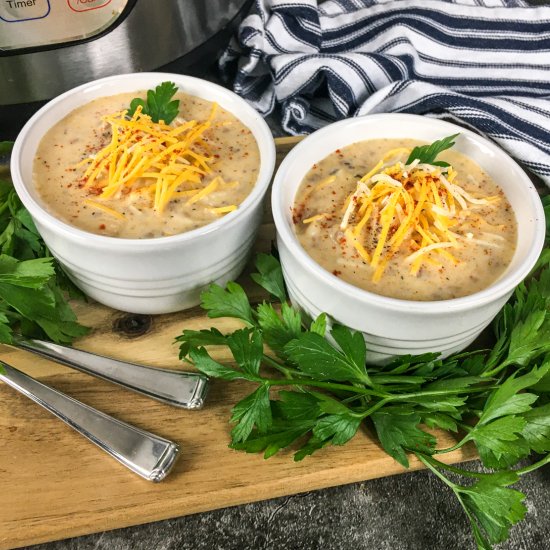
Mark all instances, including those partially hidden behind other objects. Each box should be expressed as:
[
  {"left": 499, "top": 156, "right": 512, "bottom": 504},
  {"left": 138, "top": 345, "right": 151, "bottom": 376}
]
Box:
[
  {"left": 293, "top": 139, "right": 517, "bottom": 301},
  {"left": 34, "top": 92, "right": 260, "bottom": 238}
]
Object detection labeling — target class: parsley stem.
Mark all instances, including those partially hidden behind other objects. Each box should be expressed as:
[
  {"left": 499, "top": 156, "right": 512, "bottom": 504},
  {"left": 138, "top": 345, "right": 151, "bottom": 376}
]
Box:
[
  {"left": 415, "top": 453, "right": 458, "bottom": 490},
  {"left": 264, "top": 378, "right": 387, "bottom": 397},
  {"left": 418, "top": 454, "right": 482, "bottom": 478},
  {"left": 433, "top": 437, "right": 469, "bottom": 455},
  {"left": 457, "top": 422, "right": 474, "bottom": 433},
  {"left": 481, "top": 360, "right": 511, "bottom": 378},
  {"left": 262, "top": 354, "right": 302, "bottom": 378},
  {"left": 360, "top": 398, "right": 390, "bottom": 418},
  {"left": 516, "top": 453, "right": 550, "bottom": 476},
  {"left": 392, "top": 386, "right": 499, "bottom": 401},
  {"left": 416, "top": 453, "right": 483, "bottom": 542}
]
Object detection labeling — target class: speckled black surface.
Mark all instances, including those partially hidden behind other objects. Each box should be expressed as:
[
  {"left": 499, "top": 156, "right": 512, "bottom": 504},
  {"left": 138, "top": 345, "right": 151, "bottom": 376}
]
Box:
[{"left": 25, "top": 457, "right": 550, "bottom": 550}]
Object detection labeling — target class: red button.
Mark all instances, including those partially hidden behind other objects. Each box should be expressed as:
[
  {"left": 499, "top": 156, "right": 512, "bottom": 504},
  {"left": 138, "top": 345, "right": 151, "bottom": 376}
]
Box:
[{"left": 67, "top": 0, "right": 112, "bottom": 12}]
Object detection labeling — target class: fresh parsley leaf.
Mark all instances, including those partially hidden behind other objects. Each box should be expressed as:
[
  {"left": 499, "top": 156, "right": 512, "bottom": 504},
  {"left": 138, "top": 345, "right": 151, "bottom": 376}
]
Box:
[
  {"left": 418, "top": 456, "right": 527, "bottom": 549},
  {"left": 531, "top": 358, "right": 550, "bottom": 393},
  {"left": 281, "top": 302, "right": 302, "bottom": 337},
  {"left": 307, "top": 390, "right": 354, "bottom": 415},
  {"left": 227, "top": 328, "right": 263, "bottom": 377},
  {"left": 405, "top": 394, "right": 467, "bottom": 414},
  {"left": 284, "top": 332, "right": 370, "bottom": 384},
  {"left": 0, "top": 280, "right": 87, "bottom": 344},
  {"left": 369, "top": 373, "right": 426, "bottom": 388},
  {"left": 372, "top": 410, "right": 436, "bottom": 467},
  {"left": 421, "top": 412, "right": 459, "bottom": 433},
  {"left": 1, "top": 187, "right": 45, "bottom": 259},
  {"left": 274, "top": 390, "right": 321, "bottom": 421},
  {"left": 257, "top": 302, "right": 301, "bottom": 360},
  {"left": 468, "top": 416, "right": 530, "bottom": 469},
  {"left": 424, "top": 375, "right": 485, "bottom": 392},
  {"left": 478, "top": 364, "right": 550, "bottom": 425},
  {"left": 520, "top": 403, "right": 550, "bottom": 453},
  {"left": 382, "top": 353, "right": 440, "bottom": 375},
  {"left": 128, "top": 81, "right": 180, "bottom": 124},
  {"left": 485, "top": 392, "right": 540, "bottom": 424},
  {"left": 405, "top": 133, "right": 459, "bottom": 166},
  {"left": 504, "top": 310, "right": 550, "bottom": 367},
  {"left": 251, "top": 253, "right": 287, "bottom": 303},
  {"left": 200, "top": 281, "right": 255, "bottom": 326},
  {"left": 189, "top": 347, "right": 255, "bottom": 381},
  {"left": 532, "top": 249, "right": 550, "bottom": 275},
  {"left": 37, "top": 283, "right": 89, "bottom": 343},
  {"left": 176, "top": 327, "right": 227, "bottom": 359},
  {"left": 232, "top": 391, "right": 322, "bottom": 458},
  {"left": 463, "top": 352, "right": 495, "bottom": 377},
  {"left": 231, "top": 421, "right": 314, "bottom": 459},
  {"left": 0, "top": 172, "right": 87, "bottom": 344},
  {"left": 330, "top": 324, "right": 369, "bottom": 382},
  {"left": 457, "top": 473, "right": 527, "bottom": 547},
  {"left": 312, "top": 414, "right": 362, "bottom": 446},
  {"left": 310, "top": 313, "right": 327, "bottom": 336},
  {"left": 462, "top": 365, "right": 550, "bottom": 468},
  {"left": 485, "top": 268, "right": 550, "bottom": 376},
  {"left": 0, "top": 255, "right": 54, "bottom": 288},
  {"left": 230, "top": 384, "right": 272, "bottom": 443},
  {"left": 294, "top": 435, "right": 332, "bottom": 462}
]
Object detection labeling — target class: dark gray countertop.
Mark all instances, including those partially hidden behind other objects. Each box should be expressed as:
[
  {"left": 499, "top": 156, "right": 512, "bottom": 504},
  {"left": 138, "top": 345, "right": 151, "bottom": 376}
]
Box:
[{"left": 26, "top": 457, "right": 550, "bottom": 550}]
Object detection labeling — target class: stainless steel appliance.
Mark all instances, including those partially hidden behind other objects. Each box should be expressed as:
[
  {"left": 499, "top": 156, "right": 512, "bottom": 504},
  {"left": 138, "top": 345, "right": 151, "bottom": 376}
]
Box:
[{"left": 0, "top": 0, "right": 252, "bottom": 137}]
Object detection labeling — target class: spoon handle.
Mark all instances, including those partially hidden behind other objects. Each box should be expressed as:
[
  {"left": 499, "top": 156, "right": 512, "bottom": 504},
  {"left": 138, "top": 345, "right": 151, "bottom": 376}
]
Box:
[
  {"left": 0, "top": 360, "right": 180, "bottom": 482},
  {"left": 13, "top": 336, "right": 208, "bottom": 409}
]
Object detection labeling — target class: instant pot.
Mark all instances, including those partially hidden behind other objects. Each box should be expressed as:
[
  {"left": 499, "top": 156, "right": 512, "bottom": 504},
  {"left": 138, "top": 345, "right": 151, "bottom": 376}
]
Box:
[{"left": 0, "top": 0, "right": 253, "bottom": 138}]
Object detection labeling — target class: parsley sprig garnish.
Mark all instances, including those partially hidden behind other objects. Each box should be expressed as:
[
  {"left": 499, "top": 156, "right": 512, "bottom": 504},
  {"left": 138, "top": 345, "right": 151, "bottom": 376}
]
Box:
[
  {"left": 128, "top": 81, "right": 180, "bottom": 124},
  {"left": 0, "top": 142, "right": 88, "bottom": 348},
  {"left": 406, "top": 133, "right": 459, "bottom": 167},
  {"left": 177, "top": 198, "right": 550, "bottom": 549}
]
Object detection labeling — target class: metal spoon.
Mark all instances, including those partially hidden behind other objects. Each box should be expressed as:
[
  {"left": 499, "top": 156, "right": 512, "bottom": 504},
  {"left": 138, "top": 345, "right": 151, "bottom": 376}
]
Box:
[
  {"left": 10, "top": 335, "right": 208, "bottom": 409},
  {"left": 0, "top": 360, "right": 180, "bottom": 482}
]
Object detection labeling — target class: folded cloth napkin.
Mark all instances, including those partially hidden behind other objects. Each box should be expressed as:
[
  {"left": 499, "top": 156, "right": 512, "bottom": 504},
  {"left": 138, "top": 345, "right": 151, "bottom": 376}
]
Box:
[{"left": 220, "top": 0, "right": 550, "bottom": 186}]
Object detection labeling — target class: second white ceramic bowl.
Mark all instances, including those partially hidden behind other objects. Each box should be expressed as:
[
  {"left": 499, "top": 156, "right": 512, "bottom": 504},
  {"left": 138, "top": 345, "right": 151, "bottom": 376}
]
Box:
[
  {"left": 11, "top": 73, "right": 276, "bottom": 314},
  {"left": 272, "top": 114, "right": 545, "bottom": 363}
]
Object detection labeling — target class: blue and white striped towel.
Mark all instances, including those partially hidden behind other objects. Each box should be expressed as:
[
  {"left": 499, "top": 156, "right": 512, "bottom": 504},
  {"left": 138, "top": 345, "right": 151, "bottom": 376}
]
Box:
[{"left": 220, "top": 0, "right": 550, "bottom": 186}]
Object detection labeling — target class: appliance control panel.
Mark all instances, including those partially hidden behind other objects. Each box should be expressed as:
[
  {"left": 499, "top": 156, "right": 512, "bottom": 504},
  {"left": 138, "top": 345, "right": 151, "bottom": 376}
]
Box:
[{"left": 0, "top": 0, "right": 129, "bottom": 51}]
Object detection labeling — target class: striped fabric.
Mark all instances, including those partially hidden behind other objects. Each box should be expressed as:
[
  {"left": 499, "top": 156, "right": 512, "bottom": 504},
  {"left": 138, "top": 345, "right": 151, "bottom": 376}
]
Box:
[{"left": 220, "top": 0, "right": 550, "bottom": 186}]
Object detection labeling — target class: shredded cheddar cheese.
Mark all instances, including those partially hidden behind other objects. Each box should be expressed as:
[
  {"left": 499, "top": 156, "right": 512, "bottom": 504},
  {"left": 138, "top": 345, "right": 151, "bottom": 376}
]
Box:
[
  {"left": 302, "top": 148, "right": 499, "bottom": 282},
  {"left": 331, "top": 149, "right": 499, "bottom": 281},
  {"left": 84, "top": 199, "right": 125, "bottom": 220},
  {"left": 303, "top": 213, "right": 328, "bottom": 224},
  {"left": 186, "top": 177, "right": 219, "bottom": 205},
  {"left": 79, "top": 103, "right": 239, "bottom": 217},
  {"left": 210, "top": 205, "right": 237, "bottom": 215}
]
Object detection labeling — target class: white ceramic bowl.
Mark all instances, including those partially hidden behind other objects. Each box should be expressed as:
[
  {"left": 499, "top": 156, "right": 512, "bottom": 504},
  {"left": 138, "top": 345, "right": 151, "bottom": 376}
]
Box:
[
  {"left": 11, "top": 73, "right": 276, "bottom": 314},
  {"left": 272, "top": 114, "right": 546, "bottom": 363}
]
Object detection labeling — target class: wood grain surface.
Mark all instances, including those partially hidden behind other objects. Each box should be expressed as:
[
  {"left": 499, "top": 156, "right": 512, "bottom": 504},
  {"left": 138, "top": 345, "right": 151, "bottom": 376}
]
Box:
[{"left": 0, "top": 137, "right": 476, "bottom": 550}]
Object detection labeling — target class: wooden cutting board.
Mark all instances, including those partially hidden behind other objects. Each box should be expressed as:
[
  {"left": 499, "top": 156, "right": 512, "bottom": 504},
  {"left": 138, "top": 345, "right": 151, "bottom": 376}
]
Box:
[{"left": 0, "top": 137, "right": 476, "bottom": 550}]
